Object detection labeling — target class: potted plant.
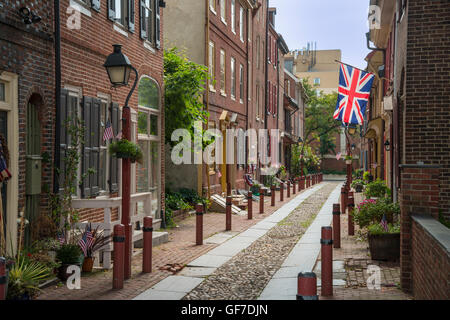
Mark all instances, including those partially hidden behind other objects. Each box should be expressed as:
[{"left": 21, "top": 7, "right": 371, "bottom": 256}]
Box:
[
  {"left": 364, "top": 179, "right": 391, "bottom": 199},
  {"left": 345, "top": 155, "right": 353, "bottom": 164},
  {"left": 55, "top": 243, "right": 83, "bottom": 281},
  {"left": 367, "top": 221, "right": 400, "bottom": 261},
  {"left": 6, "top": 255, "right": 52, "bottom": 300},
  {"left": 250, "top": 183, "right": 261, "bottom": 196},
  {"left": 108, "top": 139, "right": 143, "bottom": 164},
  {"left": 351, "top": 179, "right": 365, "bottom": 193},
  {"left": 75, "top": 224, "right": 112, "bottom": 272}
]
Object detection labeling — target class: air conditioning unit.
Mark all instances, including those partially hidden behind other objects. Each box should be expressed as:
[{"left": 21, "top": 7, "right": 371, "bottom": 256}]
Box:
[{"left": 383, "top": 95, "right": 393, "bottom": 111}]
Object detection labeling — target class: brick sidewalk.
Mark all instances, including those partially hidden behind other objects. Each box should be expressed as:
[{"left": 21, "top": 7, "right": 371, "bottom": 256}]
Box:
[
  {"left": 317, "top": 192, "right": 413, "bottom": 300},
  {"left": 37, "top": 186, "right": 313, "bottom": 300}
]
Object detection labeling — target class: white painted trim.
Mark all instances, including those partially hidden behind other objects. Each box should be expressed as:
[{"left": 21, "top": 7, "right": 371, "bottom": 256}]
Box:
[
  {"left": 0, "top": 72, "right": 19, "bottom": 255},
  {"left": 113, "top": 23, "right": 129, "bottom": 37},
  {"left": 69, "top": 0, "right": 92, "bottom": 17}
]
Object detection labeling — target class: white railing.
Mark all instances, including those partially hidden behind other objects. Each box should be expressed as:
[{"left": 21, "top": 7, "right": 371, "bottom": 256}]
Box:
[{"left": 72, "top": 192, "right": 153, "bottom": 269}]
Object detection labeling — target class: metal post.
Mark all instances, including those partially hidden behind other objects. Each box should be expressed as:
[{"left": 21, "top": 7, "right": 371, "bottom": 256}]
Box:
[
  {"left": 143, "top": 216, "right": 153, "bottom": 273},
  {"left": 227, "top": 182, "right": 231, "bottom": 197},
  {"left": 347, "top": 192, "right": 355, "bottom": 236},
  {"left": 332, "top": 204, "right": 341, "bottom": 249},
  {"left": 113, "top": 224, "right": 125, "bottom": 289},
  {"left": 247, "top": 191, "right": 253, "bottom": 220},
  {"left": 196, "top": 204, "right": 204, "bottom": 245},
  {"left": 259, "top": 187, "right": 264, "bottom": 214},
  {"left": 287, "top": 181, "right": 291, "bottom": 198},
  {"left": 293, "top": 179, "right": 296, "bottom": 194},
  {"left": 280, "top": 182, "right": 284, "bottom": 202},
  {"left": 320, "top": 226, "right": 333, "bottom": 296},
  {"left": 0, "top": 257, "right": 5, "bottom": 300},
  {"left": 226, "top": 196, "right": 232, "bottom": 231},
  {"left": 296, "top": 272, "right": 318, "bottom": 300},
  {"left": 341, "top": 186, "right": 347, "bottom": 215},
  {"left": 271, "top": 185, "right": 275, "bottom": 206}
]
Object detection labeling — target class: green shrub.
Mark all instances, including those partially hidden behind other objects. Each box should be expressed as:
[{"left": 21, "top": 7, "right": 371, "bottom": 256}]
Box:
[
  {"left": 368, "top": 222, "right": 400, "bottom": 235},
  {"left": 351, "top": 179, "right": 365, "bottom": 189},
  {"left": 353, "top": 169, "right": 364, "bottom": 180},
  {"left": 364, "top": 179, "right": 391, "bottom": 198},
  {"left": 363, "top": 171, "right": 371, "bottom": 182},
  {"left": 108, "top": 139, "right": 143, "bottom": 164},
  {"left": 353, "top": 198, "right": 400, "bottom": 229},
  {"left": 56, "top": 244, "right": 82, "bottom": 265}
]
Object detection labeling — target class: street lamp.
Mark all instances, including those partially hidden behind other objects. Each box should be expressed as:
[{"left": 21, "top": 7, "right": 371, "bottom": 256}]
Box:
[
  {"left": 347, "top": 124, "right": 357, "bottom": 136},
  {"left": 384, "top": 140, "right": 390, "bottom": 151},
  {"left": 351, "top": 144, "right": 356, "bottom": 152},
  {"left": 104, "top": 44, "right": 138, "bottom": 280}
]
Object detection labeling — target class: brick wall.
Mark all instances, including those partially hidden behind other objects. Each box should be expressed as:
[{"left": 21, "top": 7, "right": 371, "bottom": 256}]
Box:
[
  {"left": 405, "top": 0, "right": 450, "bottom": 218},
  {"left": 411, "top": 216, "right": 450, "bottom": 300},
  {"left": 399, "top": 165, "right": 440, "bottom": 292},
  {"left": 0, "top": 0, "right": 55, "bottom": 239}
]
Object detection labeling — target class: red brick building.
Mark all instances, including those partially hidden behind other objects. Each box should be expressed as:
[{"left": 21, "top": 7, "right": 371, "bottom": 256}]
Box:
[{"left": 0, "top": 0, "right": 56, "bottom": 251}]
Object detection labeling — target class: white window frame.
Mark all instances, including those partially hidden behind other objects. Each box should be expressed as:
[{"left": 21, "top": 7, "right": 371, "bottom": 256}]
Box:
[
  {"left": 239, "top": 6, "right": 244, "bottom": 42},
  {"left": 97, "top": 93, "right": 112, "bottom": 196},
  {"left": 209, "top": 41, "right": 216, "bottom": 92},
  {"left": 231, "top": 57, "right": 236, "bottom": 100},
  {"left": 239, "top": 63, "right": 244, "bottom": 104},
  {"left": 231, "top": 0, "right": 236, "bottom": 34},
  {"left": 220, "top": 0, "right": 227, "bottom": 25},
  {"left": 209, "top": 0, "right": 216, "bottom": 14},
  {"left": 220, "top": 49, "right": 226, "bottom": 96}
]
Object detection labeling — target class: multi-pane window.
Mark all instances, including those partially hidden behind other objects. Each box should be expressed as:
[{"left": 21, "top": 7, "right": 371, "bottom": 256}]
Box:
[
  {"left": 220, "top": 49, "right": 226, "bottom": 94},
  {"left": 239, "top": 7, "right": 244, "bottom": 42},
  {"left": 0, "top": 83, "right": 5, "bottom": 101},
  {"left": 256, "top": 36, "right": 260, "bottom": 69},
  {"left": 314, "top": 78, "right": 321, "bottom": 85},
  {"left": 231, "top": 57, "right": 236, "bottom": 99},
  {"left": 109, "top": 0, "right": 134, "bottom": 32},
  {"left": 209, "top": 41, "right": 215, "bottom": 90},
  {"left": 268, "top": 36, "right": 272, "bottom": 63},
  {"left": 231, "top": 0, "right": 236, "bottom": 33},
  {"left": 239, "top": 64, "right": 244, "bottom": 103},
  {"left": 248, "top": 61, "right": 251, "bottom": 101},
  {"left": 80, "top": 0, "right": 101, "bottom": 11},
  {"left": 99, "top": 99, "right": 111, "bottom": 193},
  {"left": 140, "top": 0, "right": 161, "bottom": 48},
  {"left": 138, "top": 77, "right": 161, "bottom": 216},
  {"left": 256, "top": 84, "right": 260, "bottom": 119},
  {"left": 220, "top": 0, "right": 226, "bottom": 23}
]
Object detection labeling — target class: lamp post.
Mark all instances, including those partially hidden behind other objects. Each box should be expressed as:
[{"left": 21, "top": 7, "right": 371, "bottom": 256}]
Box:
[
  {"left": 104, "top": 44, "right": 138, "bottom": 279},
  {"left": 298, "top": 137, "right": 304, "bottom": 180},
  {"left": 345, "top": 124, "right": 357, "bottom": 185}
]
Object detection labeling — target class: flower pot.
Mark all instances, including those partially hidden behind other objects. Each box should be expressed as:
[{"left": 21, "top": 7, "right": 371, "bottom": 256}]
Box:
[
  {"left": 82, "top": 257, "right": 95, "bottom": 273},
  {"left": 368, "top": 233, "right": 400, "bottom": 261},
  {"left": 57, "top": 255, "right": 84, "bottom": 281},
  {"left": 345, "top": 160, "right": 352, "bottom": 164}
]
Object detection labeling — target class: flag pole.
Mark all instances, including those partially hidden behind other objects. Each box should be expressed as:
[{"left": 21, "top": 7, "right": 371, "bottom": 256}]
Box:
[{"left": 334, "top": 60, "right": 371, "bottom": 74}]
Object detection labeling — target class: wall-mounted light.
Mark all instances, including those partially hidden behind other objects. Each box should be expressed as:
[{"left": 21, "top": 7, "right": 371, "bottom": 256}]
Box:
[
  {"left": 351, "top": 144, "right": 356, "bottom": 151},
  {"left": 19, "top": 7, "right": 41, "bottom": 24},
  {"left": 347, "top": 124, "right": 357, "bottom": 135},
  {"left": 384, "top": 140, "right": 391, "bottom": 151}
]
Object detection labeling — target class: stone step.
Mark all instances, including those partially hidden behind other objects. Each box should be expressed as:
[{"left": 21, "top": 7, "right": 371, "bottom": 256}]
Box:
[{"left": 133, "top": 230, "right": 169, "bottom": 248}]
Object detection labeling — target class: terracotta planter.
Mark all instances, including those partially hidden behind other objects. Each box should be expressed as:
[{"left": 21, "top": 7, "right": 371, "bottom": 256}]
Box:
[
  {"left": 368, "top": 233, "right": 400, "bottom": 261},
  {"left": 82, "top": 257, "right": 95, "bottom": 272}
]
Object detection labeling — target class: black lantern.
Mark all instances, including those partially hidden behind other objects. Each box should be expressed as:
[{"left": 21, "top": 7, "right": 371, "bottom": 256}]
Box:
[
  {"left": 384, "top": 140, "right": 390, "bottom": 151},
  {"left": 103, "top": 44, "right": 133, "bottom": 87},
  {"left": 347, "top": 124, "right": 357, "bottom": 135},
  {"left": 298, "top": 137, "right": 303, "bottom": 144},
  {"left": 351, "top": 144, "right": 356, "bottom": 151}
]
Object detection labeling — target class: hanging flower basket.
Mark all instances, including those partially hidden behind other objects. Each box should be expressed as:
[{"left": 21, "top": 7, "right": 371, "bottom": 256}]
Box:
[{"left": 109, "top": 139, "right": 143, "bottom": 164}]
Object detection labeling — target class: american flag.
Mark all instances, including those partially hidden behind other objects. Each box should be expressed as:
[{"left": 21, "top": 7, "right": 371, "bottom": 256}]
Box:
[
  {"left": 78, "top": 226, "right": 94, "bottom": 257},
  {"left": 380, "top": 214, "right": 389, "bottom": 232},
  {"left": 102, "top": 119, "right": 114, "bottom": 142},
  {"left": 334, "top": 63, "right": 375, "bottom": 125},
  {"left": 336, "top": 152, "right": 342, "bottom": 160},
  {"left": 244, "top": 174, "right": 254, "bottom": 187}
]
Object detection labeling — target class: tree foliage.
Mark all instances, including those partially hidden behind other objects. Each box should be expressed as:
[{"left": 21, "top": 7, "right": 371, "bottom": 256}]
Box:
[{"left": 164, "top": 47, "right": 210, "bottom": 147}]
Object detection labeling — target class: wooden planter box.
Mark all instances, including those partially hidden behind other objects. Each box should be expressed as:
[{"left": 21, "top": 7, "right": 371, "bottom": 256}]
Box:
[{"left": 368, "top": 233, "right": 400, "bottom": 261}]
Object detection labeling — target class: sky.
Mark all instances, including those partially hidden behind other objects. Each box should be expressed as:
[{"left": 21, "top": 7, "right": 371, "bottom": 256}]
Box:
[{"left": 270, "top": 0, "right": 371, "bottom": 70}]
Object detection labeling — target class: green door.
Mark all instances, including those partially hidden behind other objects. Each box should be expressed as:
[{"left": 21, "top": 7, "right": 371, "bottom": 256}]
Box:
[{"left": 25, "top": 102, "right": 41, "bottom": 246}]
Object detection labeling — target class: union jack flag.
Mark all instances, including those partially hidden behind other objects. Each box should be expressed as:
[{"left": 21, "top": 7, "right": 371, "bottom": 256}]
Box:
[{"left": 334, "top": 64, "right": 375, "bottom": 125}]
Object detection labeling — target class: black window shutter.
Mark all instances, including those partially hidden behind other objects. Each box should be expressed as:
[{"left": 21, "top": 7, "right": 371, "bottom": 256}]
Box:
[
  {"left": 108, "top": 0, "right": 116, "bottom": 21},
  {"left": 128, "top": 0, "right": 135, "bottom": 32},
  {"left": 90, "top": 98, "right": 101, "bottom": 196},
  {"left": 92, "top": 0, "right": 101, "bottom": 12},
  {"left": 59, "top": 89, "right": 69, "bottom": 194},
  {"left": 155, "top": 0, "right": 160, "bottom": 48},
  {"left": 82, "top": 97, "right": 93, "bottom": 198},
  {"left": 109, "top": 102, "right": 120, "bottom": 193},
  {"left": 140, "top": 0, "right": 147, "bottom": 40}
]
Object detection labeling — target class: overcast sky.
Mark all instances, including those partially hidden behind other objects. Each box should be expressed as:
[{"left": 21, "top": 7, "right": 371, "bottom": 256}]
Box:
[{"left": 270, "top": 0, "right": 371, "bottom": 69}]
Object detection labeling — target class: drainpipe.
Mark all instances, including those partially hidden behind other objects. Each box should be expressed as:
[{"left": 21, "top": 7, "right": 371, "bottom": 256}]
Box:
[
  {"left": 203, "top": 0, "right": 210, "bottom": 199},
  {"left": 264, "top": 1, "right": 268, "bottom": 131},
  {"left": 53, "top": 0, "right": 61, "bottom": 194}
]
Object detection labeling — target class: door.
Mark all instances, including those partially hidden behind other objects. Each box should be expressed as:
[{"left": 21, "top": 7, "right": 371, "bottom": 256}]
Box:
[
  {"left": 0, "top": 111, "right": 7, "bottom": 241},
  {"left": 25, "top": 102, "right": 41, "bottom": 246}
]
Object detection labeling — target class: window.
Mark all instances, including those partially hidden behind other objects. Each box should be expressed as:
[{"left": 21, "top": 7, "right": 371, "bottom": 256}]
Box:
[
  {"left": 139, "top": 0, "right": 161, "bottom": 48},
  {"left": 210, "top": 0, "right": 216, "bottom": 13},
  {"left": 268, "top": 35, "right": 272, "bottom": 63},
  {"left": 314, "top": 78, "right": 321, "bottom": 85},
  {"left": 220, "top": 49, "right": 226, "bottom": 94},
  {"left": 99, "top": 97, "right": 112, "bottom": 194},
  {"left": 231, "top": 57, "right": 236, "bottom": 99},
  {"left": 138, "top": 77, "right": 161, "bottom": 216},
  {"left": 239, "top": 64, "right": 244, "bottom": 103},
  {"left": 220, "top": 0, "right": 226, "bottom": 24},
  {"left": 239, "top": 7, "right": 244, "bottom": 42},
  {"left": 0, "top": 83, "right": 4, "bottom": 102},
  {"left": 231, "top": 0, "right": 235, "bottom": 33},
  {"left": 209, "top": 41, "right": 216, "bottom": 91},
  {"left": 248, "top": 61, "right": 251, "bottom": 101},
  {"left": 109, "top": 0, "right": 135, "bottom": 32},
  {"left": 248, "top": 9, "right": 251, "bottom": 41},
  {"left": 77, "top": 0, "right": 101, "bottom": 11},
  {"left": 256, "top": 84, "right": 260, "bottom": 119}
]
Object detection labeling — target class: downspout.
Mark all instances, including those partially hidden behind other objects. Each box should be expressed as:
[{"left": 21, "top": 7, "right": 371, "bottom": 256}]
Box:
[
  {"left": 264, "top": 1, "right": 268, "bottom": 131},
  {"left": 203, "top": 0, "right": 210, "bottom": 199},
  {"left": 53, "top": 0, "right": 61, "bottom": 194}
]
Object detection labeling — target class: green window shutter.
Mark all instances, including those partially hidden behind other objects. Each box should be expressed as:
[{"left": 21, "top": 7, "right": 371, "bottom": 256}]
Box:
[
  {"left": 140, "top": 0, "right": 147, "bottom": 40},
  {"left": 128, "top": 0, "right": 135, "bottom": 32},
  {"left": 155, "top": 0, "right": 160, "bottom": 48},
  {"left": 108, "top": 0, "right": 116, "bottom": 21},
  {"left": 90, "top": 98, "right": 101, "bottom": 196},
  {"left": 82, "top": 97, "right": 93, "bottom": 198},
  {"left": 59, "top": 89, "right": 69, "bottom": 194},
  {"left": 91, "top": 0, "right": 101, "bottom": 12},
  {"left": 109, "top": 102, "right": 120, "bottom": 193}
]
